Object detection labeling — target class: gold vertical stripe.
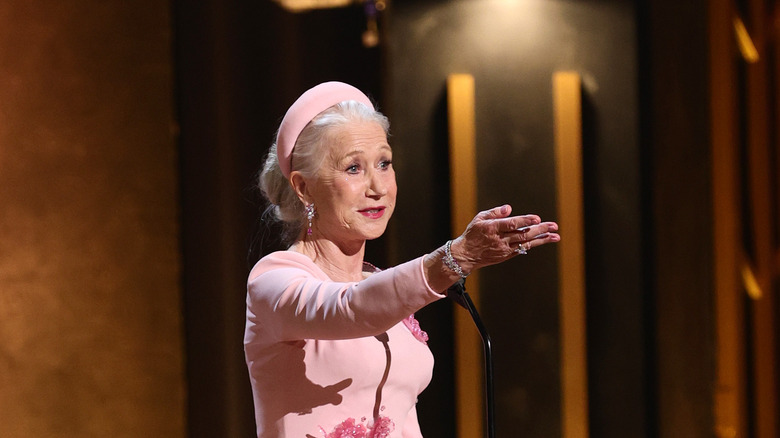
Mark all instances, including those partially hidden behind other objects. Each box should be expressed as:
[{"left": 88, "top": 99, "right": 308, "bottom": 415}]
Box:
[
  {"left": 745, "top": 0, "right": 778, "bottom": 435},
  {"left": 553, "top": 71, "right": 589, "bottom": 438},
  {"left": 776, "top": 10, "right": 780, "bottom": 266},
  {"left": 710, "top": 0, "right": 747, "bottom": 436},
  {"left": 447, "top": 73, "right": 483, "bottom": 438}
]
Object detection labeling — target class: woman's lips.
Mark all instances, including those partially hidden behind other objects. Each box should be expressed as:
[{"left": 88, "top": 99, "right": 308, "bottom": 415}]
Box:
[{"left": 359, "top": 207, "right": 386, "bottom": 219}]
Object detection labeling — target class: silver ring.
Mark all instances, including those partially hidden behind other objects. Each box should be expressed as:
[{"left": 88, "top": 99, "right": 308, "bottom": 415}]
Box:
[{"left": 517, "top": 242, "right": 528, "bottom": 255}]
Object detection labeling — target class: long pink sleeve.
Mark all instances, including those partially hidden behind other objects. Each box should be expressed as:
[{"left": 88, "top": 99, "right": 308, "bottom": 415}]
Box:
[{"left": 246, "top": 251, "right": 445, "bottom": 343}]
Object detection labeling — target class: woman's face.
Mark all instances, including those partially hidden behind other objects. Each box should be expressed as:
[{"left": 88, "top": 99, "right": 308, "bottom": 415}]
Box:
[{"left": 307, "top": 121, "right": 397, "bottom": 246}]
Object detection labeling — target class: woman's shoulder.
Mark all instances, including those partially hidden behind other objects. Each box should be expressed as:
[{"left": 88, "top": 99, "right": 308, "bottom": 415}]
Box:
[
  {"left": 257, "top": 250, "right": 313, "bottom": 265},
  {"left": 253, "top": 250, "right": 316, "bottom": 271},
  {"left": 249, "top": 250, "right": 321, "bottom": 282}
]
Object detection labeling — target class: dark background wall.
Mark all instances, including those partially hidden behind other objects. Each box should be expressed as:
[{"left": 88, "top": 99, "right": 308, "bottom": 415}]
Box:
[
  {"left": 386, "top": 1, "right": 648, "bottom": 436},
  {"left": 642, "top": 0, "right": 715, "bottom": 436}
]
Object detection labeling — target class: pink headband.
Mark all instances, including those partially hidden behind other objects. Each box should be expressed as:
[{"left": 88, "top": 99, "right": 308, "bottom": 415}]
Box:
[{"left": 277, "top": 81, "right": 375, "bottom": 179}]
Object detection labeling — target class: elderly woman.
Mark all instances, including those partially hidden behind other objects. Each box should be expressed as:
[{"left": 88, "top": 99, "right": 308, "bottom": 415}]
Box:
[{"left": 244, "top": 81, "right": 560, "bottom": 437}]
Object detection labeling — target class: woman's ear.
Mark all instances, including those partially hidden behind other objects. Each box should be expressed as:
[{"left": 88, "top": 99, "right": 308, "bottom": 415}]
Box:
[{"left": 289, "top": 171, "right": 309, "bottom": 204}]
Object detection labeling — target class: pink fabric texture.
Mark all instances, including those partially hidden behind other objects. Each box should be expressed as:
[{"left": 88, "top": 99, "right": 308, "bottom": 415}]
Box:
[
  {"left": 244, "top": 251, "right": 445, "bottom": 437},
  {"left": 277, "top": 81, "right": 375, "bottom": 179}
]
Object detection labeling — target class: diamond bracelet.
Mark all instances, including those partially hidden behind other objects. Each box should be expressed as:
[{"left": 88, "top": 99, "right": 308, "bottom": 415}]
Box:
[{"left": 443, "top": 240, "right": 469, "bottom": 279}]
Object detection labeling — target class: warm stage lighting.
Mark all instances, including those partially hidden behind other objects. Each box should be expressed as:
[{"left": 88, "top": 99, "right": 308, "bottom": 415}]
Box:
[
  {"left": 274, "top": 0, "right": 355, "bottom": 12},
  {"left": 273, "top": 0, "right": 385, "bottom": 48},
  {"left": 733, "top": 16, "right": 759, "bottom": 63}
]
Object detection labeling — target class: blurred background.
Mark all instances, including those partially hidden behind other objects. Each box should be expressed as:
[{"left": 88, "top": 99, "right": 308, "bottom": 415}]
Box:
[{"left": 0, "top": 0, "right": 778, "bottom": 437}]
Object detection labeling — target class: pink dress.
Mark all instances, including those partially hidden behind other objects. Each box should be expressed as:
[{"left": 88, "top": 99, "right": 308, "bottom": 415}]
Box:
[{"left": 244, "top": 251, "right": 445, "bottom": 437}]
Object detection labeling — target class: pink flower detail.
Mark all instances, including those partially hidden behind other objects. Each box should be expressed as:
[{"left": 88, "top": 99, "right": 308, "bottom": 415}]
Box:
[
  {"left": 369, "top": 416, "right": 395, "bottom": 437},
  {"left": 322, "top": 417, "right": 368, "bottom": 438},
  {"left": 322, "top": 416, "right": 395, "bottom": 438},
  {"left": 403, "top": 314, "right": 429, "bottom": 344}
]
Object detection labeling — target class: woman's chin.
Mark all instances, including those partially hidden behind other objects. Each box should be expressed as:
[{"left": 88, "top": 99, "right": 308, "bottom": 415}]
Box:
[{"left": 359, "top": 224, "right": 390, "bottom": 241}]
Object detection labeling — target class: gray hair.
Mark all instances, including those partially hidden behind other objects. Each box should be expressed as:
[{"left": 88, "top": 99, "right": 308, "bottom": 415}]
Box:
[{"left": 258, "top": 100, "right": 390, "bottom": 243}]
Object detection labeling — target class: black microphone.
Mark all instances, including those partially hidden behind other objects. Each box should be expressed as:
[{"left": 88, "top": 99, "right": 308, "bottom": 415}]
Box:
[{"left": 446, "top": 278, "right": 469, "bottom": 309}]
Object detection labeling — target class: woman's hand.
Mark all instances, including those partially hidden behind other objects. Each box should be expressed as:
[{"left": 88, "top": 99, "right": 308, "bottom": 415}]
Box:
[
  {"left": 450, "top": 204, "right": 560, "bottom": 274},
  {"left": 423, "top": 204, "right": 560, "bottom": 292}
]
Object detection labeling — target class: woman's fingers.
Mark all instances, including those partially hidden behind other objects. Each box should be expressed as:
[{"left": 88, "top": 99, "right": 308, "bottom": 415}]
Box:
[
  {"left": 475, "top": 204, "right": 512, "bottom": 221},
  {"left": 511, "top": 228, "right": 561, "bottom": 255},
  {"left": 502, "top": 221, "right": 558, "bottom": 240},
  {"left": 493, "top": 214, "right": 540, "bottom": 233}
]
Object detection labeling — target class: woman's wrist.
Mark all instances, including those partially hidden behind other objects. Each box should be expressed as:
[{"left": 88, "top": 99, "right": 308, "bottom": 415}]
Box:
[
  {"left": 443, "top": 239, "right": 469, "bottom": 279},
  {"left": 422, "top": 238, "right": 477, "bottom": 292},
  {"left": 447, "top": 237, "right": 476, "bottom": 276},
  {"left": 423, "top": 246, "right": 463, "bottom": 292}
]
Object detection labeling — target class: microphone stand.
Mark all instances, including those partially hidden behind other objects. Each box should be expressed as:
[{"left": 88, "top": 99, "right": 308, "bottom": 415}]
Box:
[{"left": 448, "top": 278, "right": 495, "bottom": 438}]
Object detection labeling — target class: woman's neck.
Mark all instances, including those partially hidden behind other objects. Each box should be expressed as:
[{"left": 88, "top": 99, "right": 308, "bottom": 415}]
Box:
[{"left": 290, "top": 237, "right": 366, "bottom": 282}]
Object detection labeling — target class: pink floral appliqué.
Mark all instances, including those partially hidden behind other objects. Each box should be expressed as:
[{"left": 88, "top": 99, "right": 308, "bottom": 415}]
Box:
[
  {"left": 403, "top": 314, "right": 429, "bottom": 345},
  {"left": 321, "top": 416, "right": 395, "bottom": 438}
]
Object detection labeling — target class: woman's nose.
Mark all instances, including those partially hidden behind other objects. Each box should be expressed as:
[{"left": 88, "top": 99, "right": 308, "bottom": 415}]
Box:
[{"left": 366, "top": 170, "right": 388, "bottom": 196}]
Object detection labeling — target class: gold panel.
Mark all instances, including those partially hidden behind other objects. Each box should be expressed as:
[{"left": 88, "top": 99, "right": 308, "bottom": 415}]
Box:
[
  {"left": 744, "top": 0, "right": 778, "bottom": 435},
  {"left": 447, "top": 73, "right": 484, "bottom": 438},
  {"left": 710, "top": 1, "right": 748, "bottom": 436},
  {"left": 553, "top": 71, "right": 589, "bottom": 438}
]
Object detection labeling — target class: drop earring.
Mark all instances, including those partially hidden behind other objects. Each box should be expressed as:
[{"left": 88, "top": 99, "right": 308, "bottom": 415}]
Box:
[{"left": 305, "top": 203, "right": 315, "bottom": 236}]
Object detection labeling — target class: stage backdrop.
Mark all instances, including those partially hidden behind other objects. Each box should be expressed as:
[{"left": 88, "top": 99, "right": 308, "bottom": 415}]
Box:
[{"left": 0, "top": 1, "right": 184, "bottom": 437}]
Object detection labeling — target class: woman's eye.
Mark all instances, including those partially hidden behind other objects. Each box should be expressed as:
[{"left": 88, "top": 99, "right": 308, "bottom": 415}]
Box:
[
  {"left": 378, "top": 160, "right": 393, "bottom": 170},
  {"left": 346, "top": 164, "right": 360, "bottom": 174}
]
